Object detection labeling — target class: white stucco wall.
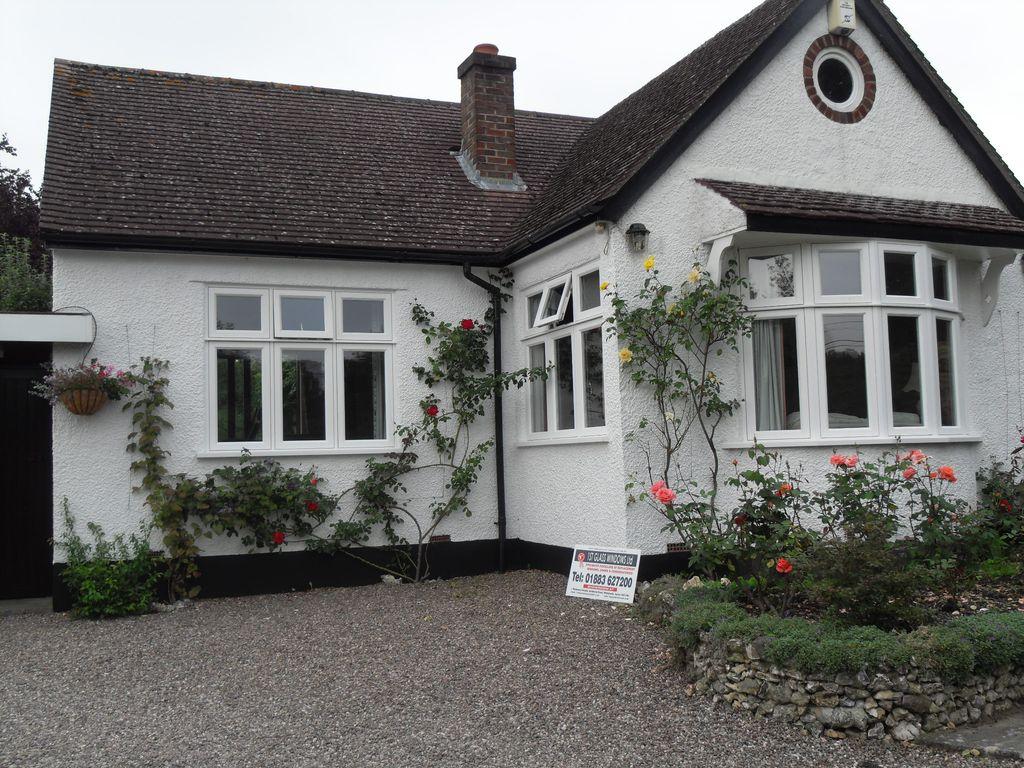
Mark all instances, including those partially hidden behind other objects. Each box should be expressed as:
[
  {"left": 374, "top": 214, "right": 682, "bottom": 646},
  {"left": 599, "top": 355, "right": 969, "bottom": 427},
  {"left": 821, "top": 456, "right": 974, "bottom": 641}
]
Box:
[
  {"left": 502, "top": 226, "right": 632, "bottom": 549},
  {"left": 612, "top": 7, "right": 1024, "bottom": 553},
  {"left": 50, "top": 249, "right": 500, "bottom": 561}
]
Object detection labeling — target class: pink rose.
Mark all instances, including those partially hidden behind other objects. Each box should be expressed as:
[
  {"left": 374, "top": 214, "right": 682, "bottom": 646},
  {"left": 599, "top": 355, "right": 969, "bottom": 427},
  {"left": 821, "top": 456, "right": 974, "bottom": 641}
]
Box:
[
  {"left": 844, "top": 455, "right": 859, "bottom": 468},
  {"left": 902, "top": 467, "right": 917, "bottom": 480},
  {"left": 651, "top": 485, "right": 677, "bottom": 505},
  {"left": 651, "top": 480, "right": 666, "bottom": 493},
  {"left": 829, "top": 454, "right": 846, "bottom": 467}
]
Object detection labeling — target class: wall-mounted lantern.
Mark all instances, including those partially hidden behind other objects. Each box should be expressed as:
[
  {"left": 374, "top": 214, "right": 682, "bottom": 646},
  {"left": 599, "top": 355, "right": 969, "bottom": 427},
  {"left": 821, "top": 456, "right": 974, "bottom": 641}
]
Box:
[{"left": 625, "top": 223, "right": 650, "bottom": 253}]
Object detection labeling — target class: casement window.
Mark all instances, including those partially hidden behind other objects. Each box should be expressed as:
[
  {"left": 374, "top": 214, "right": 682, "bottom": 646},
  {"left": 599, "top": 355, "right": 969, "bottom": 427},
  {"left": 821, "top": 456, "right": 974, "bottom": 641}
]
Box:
[
  {"left": 523, "top": 265, "right": 607, "bottom": 440},
  {"left": 207, "top": 287, "right": 393, "bottom": 454},
  {"left": 740, "top": 242, "right": 963, "bottom": 443}
]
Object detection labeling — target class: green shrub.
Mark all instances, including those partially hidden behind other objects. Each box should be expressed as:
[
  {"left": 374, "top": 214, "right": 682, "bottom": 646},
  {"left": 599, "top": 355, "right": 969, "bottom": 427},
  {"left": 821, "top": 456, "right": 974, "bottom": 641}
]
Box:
[
  {"left": 669, "top": 599, "right": 746, "bottom": 652},
  {"left": 977, "top": 556, "right": 1021, "bottom": 581},
  {"left": 0, "top": 235, "right": 50, "bottom": 312},
  {"left": 799, "top": 535, "right": 936, "bottom": 629},
  {"left": 57, "top": 500, "right": 161, "bottom": 618},
  {"left": 660, "top": 581, "right": 1024, "bottom": 681}
]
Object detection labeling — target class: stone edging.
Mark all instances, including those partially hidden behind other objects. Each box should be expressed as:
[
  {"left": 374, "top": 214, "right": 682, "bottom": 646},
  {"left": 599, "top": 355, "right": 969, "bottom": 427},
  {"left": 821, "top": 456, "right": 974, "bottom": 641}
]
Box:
[{"left": 689, "top": 637, "right": 1024, "bottom": 742}]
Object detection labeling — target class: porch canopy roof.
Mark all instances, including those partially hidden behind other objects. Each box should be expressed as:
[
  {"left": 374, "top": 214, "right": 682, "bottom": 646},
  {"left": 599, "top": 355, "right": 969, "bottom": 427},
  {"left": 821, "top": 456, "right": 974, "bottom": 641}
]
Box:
[{"left": 698, "top": 179, "right": 1024, "bottom": 251}]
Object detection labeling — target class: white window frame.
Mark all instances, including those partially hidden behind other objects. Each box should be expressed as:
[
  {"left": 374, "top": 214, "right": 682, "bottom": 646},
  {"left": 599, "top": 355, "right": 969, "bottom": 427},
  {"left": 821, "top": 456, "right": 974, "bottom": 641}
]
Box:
[
  {"left": 881, "top": 309, "right": 932, "bottom": 439},
  {"left": 274, "top": 342, "right": 336, "bottom": 451},
  {"left": 933, "top": 312, "right": 964, "bottom": 434},
  {"left": 813, "top": 307, "right": 879, "bottom": 440},
  {"left": 335, "top": 291, "right": 393, "bottom": 342},
  {"left": 336, "top": 343, "right": 395, "bottom": 447},
  {"left": 739, "top": 241, "right": 966, "bottom": 444},
  {"left": 521, "top": 263, "right": 608, "bottom": 442},
  {"left": 741, "top": 246, "right": 804, "bottom": 309},
  {"left": 208, "top": 286, "right": 271, "bottom": 339},
  {"left": 575, "top": 268, "right": 604, "bottom": 320},
  {"left": 274, "top": 289, "right": 334, "bottom": 339},
  {"left": 878, "top": 242, "right": 927, "bottom": 305},
  {"left": 743, "top": 310, "right": 812, "bottom": 441},
  {"left": 929, "top": 250, "right": 958, "bottom": 308},
  {"left": 205, "top": 284, "right": 397, "bottom": 456},
  {"left": 813, "top": 47, "right": 866, "bottom": 112},
  {"left": 532, "top": 274, "right": 573, "bottom": 327},
  {"left": 811, "top": 242, "right": 871, "bottom": 303},
  {"left": 208, "top": 341, "right": 273, "bottom": 451}
]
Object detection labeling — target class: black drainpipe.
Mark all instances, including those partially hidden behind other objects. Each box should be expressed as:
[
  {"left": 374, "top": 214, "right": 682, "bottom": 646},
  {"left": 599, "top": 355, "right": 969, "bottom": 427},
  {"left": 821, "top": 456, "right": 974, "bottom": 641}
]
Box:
[{"left": 461, "top": 264, "right": 507, "bottom": 573}]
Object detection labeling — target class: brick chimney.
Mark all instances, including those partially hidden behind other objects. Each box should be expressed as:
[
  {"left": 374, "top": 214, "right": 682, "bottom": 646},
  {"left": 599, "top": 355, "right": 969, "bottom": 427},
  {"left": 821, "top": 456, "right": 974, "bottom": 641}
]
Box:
[{"left": 456, "top": 44, "right": 525, "bottom": 191}]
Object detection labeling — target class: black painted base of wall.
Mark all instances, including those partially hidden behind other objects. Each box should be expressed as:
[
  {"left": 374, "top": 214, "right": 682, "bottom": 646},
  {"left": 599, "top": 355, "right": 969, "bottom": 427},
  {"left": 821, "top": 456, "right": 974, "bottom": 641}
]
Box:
[{"left": 52, "top": 538, "right": 694, "bottom": 612}]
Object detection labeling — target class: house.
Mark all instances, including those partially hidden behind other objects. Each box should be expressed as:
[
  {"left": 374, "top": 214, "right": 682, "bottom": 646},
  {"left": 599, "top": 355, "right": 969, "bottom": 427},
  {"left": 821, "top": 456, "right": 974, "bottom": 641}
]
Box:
[{"left": 32, "top": 0, "right": 1024, "bottom": 605}]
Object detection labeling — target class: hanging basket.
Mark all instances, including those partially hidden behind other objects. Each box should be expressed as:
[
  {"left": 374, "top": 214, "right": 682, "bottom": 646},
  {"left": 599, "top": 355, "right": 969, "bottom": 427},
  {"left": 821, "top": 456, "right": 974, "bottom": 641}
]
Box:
[{"left": 59, "top": 388, "right": 109, "bottom": 416}]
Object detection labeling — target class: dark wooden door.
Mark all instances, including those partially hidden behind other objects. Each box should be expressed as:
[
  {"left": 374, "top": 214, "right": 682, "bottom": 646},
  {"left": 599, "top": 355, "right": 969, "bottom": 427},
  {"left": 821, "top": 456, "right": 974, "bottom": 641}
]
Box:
[{"left": 1, "top": 349, "right": 53, "bottom": 599}]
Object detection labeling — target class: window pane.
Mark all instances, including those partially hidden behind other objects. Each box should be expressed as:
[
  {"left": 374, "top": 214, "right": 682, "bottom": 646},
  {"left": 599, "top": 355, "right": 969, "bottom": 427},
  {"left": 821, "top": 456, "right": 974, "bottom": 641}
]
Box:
[
  {"left": 932, "top": 258, "right": 950, "bottom": 301},
  {"left": 343, "top": 350, "right": 386, "bottom": 440},
  {"left": 884, "top": 252, "right": 917, "bottom": 296},
  {"left": 529, "top": 344, "right": 547, "bottom": 432},
  {"left": 555, "top": 335, "right": 574, "bottom": 430},
  {"left": 342, "top": 299, "right": 385, "bottom": 334},
  {"left": 579, "top": 271, "right": 601, "bottom": 312},
  {"left": 748, "top": 254, "right": 796, "bottom": 301},
  {"left": 819, "top": 250, "right": 862, "bottom": 295},
  {"left": 583, "top": 328, "right": 605, "bottom": 428},
  {"left": 887, "top": 316, "right": 922, "bottom": 427},
  {"left": 281, "top": 349, "right": 327, "bottom": 441},
  {"left": 527, "top": 293, "right": 542, "bottom": 328},
  {"left": 823, "top": 314, "right": 869, "bottom": 429},
  {"left": 280, "top": 296, "right": 326, "bottom": 333},
  {"left": 543, "top": 284, "right": 565, "bottom": 318},
  {"left": 937, "top": 319, "right": 957, "bottom": 426},
  {"left": 216, "top": 294, "right": 262, "bottom": 331},
  {"left": 752, "top": 318, "right": 800, "bottom": 431},
  {"left": 216, "top": 349, "right": 263, "bottom": 442}
]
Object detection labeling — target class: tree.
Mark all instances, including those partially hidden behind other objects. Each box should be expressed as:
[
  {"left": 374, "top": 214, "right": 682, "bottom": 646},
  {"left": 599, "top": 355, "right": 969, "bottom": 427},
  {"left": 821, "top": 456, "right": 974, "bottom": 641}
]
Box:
[{"left": 0, "top": 134, "right": 45, "bottom": 259}]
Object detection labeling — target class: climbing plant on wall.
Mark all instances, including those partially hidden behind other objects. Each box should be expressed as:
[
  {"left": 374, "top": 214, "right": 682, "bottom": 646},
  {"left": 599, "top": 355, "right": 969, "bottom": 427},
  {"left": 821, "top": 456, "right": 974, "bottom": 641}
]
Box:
[
  {"left": 118, "top": 271, "right": 544, "bottom": 600},
  {"left": 606, "top": 256, "right": 752, "bottom": 576}
]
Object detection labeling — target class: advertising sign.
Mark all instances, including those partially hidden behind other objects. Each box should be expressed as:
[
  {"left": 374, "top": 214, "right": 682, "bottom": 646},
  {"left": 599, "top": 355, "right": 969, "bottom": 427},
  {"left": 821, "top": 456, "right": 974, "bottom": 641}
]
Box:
[{"left": 565, "top": 546, "right": 642, "bottom": 604}]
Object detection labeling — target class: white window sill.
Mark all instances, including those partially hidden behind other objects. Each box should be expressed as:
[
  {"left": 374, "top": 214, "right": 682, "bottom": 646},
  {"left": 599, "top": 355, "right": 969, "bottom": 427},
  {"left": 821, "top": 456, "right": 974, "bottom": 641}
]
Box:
[
  {"left": 722, "top": 434, "right": 983, "bottom": 450},
  {"left": 197, "top": 445, "right": 399, "bottom": 459},
  {"left": 516, "top": 434, "right": 610, "bottom": 448}
]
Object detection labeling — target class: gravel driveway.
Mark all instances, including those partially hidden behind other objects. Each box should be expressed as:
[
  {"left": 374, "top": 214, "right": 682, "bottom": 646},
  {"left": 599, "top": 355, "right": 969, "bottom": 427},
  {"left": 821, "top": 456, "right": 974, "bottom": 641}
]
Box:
[{"left": 0, "top": 570, "right": 1008, "bottom": 767}]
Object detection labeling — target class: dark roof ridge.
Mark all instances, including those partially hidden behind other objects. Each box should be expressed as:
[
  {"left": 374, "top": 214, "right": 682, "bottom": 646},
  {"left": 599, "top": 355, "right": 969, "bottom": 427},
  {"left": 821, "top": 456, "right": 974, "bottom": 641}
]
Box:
[{"left": 52, "top": 58, "right": 596, "bottom": 123}]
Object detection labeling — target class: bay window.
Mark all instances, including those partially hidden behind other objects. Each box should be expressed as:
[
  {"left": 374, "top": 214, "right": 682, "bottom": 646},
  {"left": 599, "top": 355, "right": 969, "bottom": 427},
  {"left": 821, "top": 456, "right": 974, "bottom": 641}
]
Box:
[
  {"left": 741, "top": 242, "right": 963, "bottom": 442},
  {"left": 207, "top": 287, "right": 394, "bottom": 453},
  {"left": 523, "top": 264, "right": 606, "bottom": 440}
]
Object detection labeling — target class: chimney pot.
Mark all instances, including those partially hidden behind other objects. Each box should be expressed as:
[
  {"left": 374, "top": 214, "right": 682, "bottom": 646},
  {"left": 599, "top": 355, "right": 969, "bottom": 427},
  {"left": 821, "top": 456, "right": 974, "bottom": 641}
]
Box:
[{"left": 474, "top": 43, "right": 499, "bottom": 55}]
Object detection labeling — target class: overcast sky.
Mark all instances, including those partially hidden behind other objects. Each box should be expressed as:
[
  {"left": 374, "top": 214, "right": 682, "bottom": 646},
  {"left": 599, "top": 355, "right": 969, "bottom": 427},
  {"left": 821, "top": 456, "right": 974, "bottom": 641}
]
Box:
[{"left": 3, "top": 0, "right": 1022, "bottom": 190}]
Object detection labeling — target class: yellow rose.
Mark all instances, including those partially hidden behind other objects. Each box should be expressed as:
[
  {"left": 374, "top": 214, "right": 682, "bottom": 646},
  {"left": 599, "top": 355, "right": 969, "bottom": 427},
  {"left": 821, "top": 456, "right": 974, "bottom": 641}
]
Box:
[
  {"left": 687, "top": 267, "right": 702, "bottom": 284},
  {"left": 643, "top": 255, "right": 656, "bottom": 272},
  {"left": 619, "top": 348, "right": 633, "bottom": 364},
  {"left": 599, "top": 281, "right": 610, "bottom": 291}
]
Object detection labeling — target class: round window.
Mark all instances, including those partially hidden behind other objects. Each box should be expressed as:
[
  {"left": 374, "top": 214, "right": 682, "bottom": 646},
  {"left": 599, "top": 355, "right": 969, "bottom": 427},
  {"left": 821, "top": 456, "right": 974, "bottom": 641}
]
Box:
[
  {"left": 816, "top": 57, "right": 854, "bottom": 104},
  {"left": 803, "top": 35, "right": 876, "bottom": 124},
  {"left": 812, "top": 49, "right": 863, "bottom": 110}
]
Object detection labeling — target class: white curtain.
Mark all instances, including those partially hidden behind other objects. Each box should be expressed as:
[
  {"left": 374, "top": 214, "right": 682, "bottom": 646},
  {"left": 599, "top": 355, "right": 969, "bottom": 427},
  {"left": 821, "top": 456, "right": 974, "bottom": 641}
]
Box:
[{"left": 753, "top": 320, "right": 786, "bottom": 431}]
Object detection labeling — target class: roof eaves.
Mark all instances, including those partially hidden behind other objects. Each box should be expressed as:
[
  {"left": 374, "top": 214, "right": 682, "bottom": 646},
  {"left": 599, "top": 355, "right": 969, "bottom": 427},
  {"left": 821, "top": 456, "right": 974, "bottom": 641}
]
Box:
[{"left": 42, "top": 230, "right": 503, "bottom": 267}]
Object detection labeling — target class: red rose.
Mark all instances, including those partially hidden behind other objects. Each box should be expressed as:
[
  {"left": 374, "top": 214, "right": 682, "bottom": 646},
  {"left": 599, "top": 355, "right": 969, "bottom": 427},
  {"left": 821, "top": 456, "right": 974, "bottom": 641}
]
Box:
[
  {"left": 310, "top": 475, "right": 318, "bottom": 486},
  {"left": 775, "top": 557, "right": 793, "bottom": 575},
  {"left": 460, "top": 319, "right": 475, "bottom": 330},
  {"left": 999, "top": 499, "right": 1013, "bottom": 513},
  {"left": 775, "top": 482, "right": 793, "bottom": 497},
  {"left": 425, "top": 405, "right": 439, "bottom": 417},
  {"left": 733, "top": 513, "right": 748, "bottom": 527},
  {"left": 306, "top": 501, "right": 319, "bottom": 512},
  {"left": 272, "top": 531, "right": 286, "bottom": 545}
]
